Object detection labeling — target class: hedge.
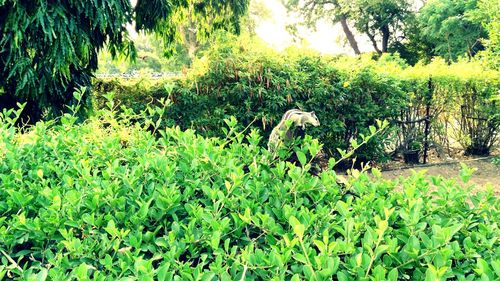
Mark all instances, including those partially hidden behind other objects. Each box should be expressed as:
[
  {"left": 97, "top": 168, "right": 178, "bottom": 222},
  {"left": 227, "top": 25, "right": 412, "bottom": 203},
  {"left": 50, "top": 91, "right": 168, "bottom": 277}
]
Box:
[{"left": 93, "top": 38, "right": 499, "bottom": 161}]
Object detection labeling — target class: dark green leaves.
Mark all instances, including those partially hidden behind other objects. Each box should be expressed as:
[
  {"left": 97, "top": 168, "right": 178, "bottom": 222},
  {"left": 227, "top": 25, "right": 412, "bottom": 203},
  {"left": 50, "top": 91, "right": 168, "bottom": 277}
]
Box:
[{"left": 0, "top": 0, "right": 249, "bottom": 122}]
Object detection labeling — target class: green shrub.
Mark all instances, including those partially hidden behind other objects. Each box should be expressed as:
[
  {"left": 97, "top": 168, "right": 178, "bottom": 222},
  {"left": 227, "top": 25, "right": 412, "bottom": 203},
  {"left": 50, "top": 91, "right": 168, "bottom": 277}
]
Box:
[
  {"left": 0, "top": 102, "right": 498, "bottom": 280},
  {"left": 94, "top": 45, "right": 408, "bottom": 162},
  {"left": 93, "top": 39, "right": 499, "bottom": 160}
]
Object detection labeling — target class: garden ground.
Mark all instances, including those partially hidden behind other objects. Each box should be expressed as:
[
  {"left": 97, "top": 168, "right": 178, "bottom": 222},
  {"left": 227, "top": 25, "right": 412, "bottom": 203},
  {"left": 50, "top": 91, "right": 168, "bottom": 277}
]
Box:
[{"left": 380, "top": 157, "right": 499, "bottom": 196}]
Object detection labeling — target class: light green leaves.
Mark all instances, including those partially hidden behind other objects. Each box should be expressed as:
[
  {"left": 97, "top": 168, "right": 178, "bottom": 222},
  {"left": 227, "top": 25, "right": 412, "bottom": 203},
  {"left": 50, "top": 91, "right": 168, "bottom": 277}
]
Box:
[
  {"left": 0, "top": 101, "right": 498, "bottom": 281},
  {"left": 72, "top": 263, "right": 91, "bottom": 280},
  {"left": 289, "top": 216, "right": 305, "bottom": 239},
  {"left": 296, "top": 150, "right": 307, "bottom": 167},
  {"left": 459, "top": 162, "right": 477, "bottom": 183},
  {"left": 36, "top": 169, "right": 44, "bottom": 179},
  {"left": 474, "top": 258, "right": 495, "bottom": 280},
  {"left": 210, "top": 231, "right": 222, "bottom": 249}
]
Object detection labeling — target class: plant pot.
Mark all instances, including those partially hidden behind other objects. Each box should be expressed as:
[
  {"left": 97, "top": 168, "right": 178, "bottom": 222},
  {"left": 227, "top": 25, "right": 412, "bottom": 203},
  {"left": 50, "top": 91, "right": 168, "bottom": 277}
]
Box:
[{"left": 403, "top": 149, "right": 420, "bottom": 164}]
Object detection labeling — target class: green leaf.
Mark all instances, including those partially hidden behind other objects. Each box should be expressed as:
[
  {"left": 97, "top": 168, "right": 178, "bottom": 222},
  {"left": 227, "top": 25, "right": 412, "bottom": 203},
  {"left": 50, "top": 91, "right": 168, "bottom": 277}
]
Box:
[
  {"left": 37, "top": 169, "right": 44, "bottom": 179},
  {"left": 313, "top": 240, "right": 326, "bottom": 253},
  {"left": 156, "top": 263, "right": 172, "bottom": 281},
  {"left": 335, "top": 201, "right": 349, "bottom": 217},
  {"left": 296, "top": 150, "right": 307, "bottom": 167},
  {"left": 294, "top": 224, "right": 305, "bottom": 239},
  {"left": 459, "top": 163, "right": 477, "bottom": 183},
  {"left": 375, "top": 245, "right": 389, "bottom": 259},
  {"left": 74, "top": 263, "right": 89, "bottom": 280},
  {"left": 373, "top": 264, "right": 386, "bottom": 281},
  {"left": 210, "top": 231, "right": 221, "bottom": 249},
  {"left": 491, "top": 260, "right": 500, "bottom": 277},
  {"left": 289, "top": 216, "right": 305, "bottom": 239},
  {"left": 104, "top": 220, "right": 119, "bottom": 237},
  {"left": 200, "top": 272, "right": 216, "bottom": 280},
  {"left": 337, "top": 271, "right": 349, "bottom": 281},
  {"left": 387, "top": 268, "right": 398, "bottom": 281},
  {"left": 350, "top": 139, "right": 358, "bottom": 148},
  {"left": 372, "top": 167, "right": 382, "bottom": 178},
  {"left": 369, "top": 125, "right": 377, "bottom": 135},
  {"left": 294, "top": 253, "right": 308, "bottom": 264},
  {"left": 36, "top": 268, "right": 48, "bottom": 281},
  {"left": 376, "top": 219, "right": 388, "bottom": 236},
  {"left": 475, "top": 258, "right": 494, "bottom": 279},
  {"left": 419, "top": 232, "right": 432, "bottom": 249},
  {"left": 303, "top": 265, "right": 315, "bottom": 280}
]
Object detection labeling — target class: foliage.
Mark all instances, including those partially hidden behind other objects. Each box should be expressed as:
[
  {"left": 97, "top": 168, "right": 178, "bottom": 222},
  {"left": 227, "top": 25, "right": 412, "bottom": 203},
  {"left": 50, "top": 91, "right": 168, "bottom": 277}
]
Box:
[
  {"left": 135, "top": 0, "right": 249, "bottom": 54},
  {"left": 0, "top": 0, "right": 249, "bottom": 122},
  {"left": 284, "top": 0, "right": 414, "bottom": 55},
  {"left": 284, "top": 0, "right": 497, "bottom": 66},
  {"left": 1, "top": 100, "right": 499, "bottom": 280},
  {"left": 417, "top": 0, "right": 487, "bottom": 62},
  {"left": 96, "top": 34, "right": 191, "bottom": 75},
  {"left": 242, "top": 0, "right": 272, "bottom": 36},
  {"left": 96, "top": 1, "right": 271, "bottom": 75},
  {"left": 471, "top": 0, "right": 500, "bottom": 69},
  {"left": 94, "top": 38, "right": 500, "bottom": 158},
  {"left": 492, "top": 155, "right": 500, "bottom": 166},
  {"left": 0, "top": 0, "right": 134, "bottom": 121},
  {"left": 455, "top": 82, "right": 499, "bottom": 155},
  {"left": 348, "top": 0, "right": 413, "bottom": 54},
  {"left": 94, "top": 35, "right": 409, "bottom": 162},
  {"left": 283, "top": 0, "right": 352, "bottom": 46}
]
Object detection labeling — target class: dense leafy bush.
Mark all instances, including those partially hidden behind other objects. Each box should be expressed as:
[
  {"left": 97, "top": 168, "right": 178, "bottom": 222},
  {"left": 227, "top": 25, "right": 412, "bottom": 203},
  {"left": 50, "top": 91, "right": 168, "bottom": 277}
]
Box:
[
  {"left": 94, "top": 40, "right": 409, "bottom": 162},
  {"left": 1, "top": 102, "right": 498, "bottom": 280},
  {"left": 93, "top": 39, "right": 499, "bottom": 159}
]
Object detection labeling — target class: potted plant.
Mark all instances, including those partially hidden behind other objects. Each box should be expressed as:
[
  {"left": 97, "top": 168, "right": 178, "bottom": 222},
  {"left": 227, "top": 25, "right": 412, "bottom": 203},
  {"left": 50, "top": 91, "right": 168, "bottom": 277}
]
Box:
[{"left": 402, "top": 139, "right": 422, "bottom": 164}]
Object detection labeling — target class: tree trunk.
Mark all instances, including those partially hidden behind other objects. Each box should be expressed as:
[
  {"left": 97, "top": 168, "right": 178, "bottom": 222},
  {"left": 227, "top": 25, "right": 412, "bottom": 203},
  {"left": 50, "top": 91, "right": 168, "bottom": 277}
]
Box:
[
  {"left": 339, "top": 16, "right": 361, "bottom": 55},
  {"left": 366, "top": 30, "right": 382, "bottom": 54},
  {"left": 381, "top": 25, "right": 390, "bottom": 53}
]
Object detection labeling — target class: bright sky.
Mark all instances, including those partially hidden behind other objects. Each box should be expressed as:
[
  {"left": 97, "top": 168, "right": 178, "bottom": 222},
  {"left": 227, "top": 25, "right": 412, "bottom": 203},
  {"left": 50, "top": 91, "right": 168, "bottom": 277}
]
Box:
[{"left": 254, "top": 0, "right": 373, "bottom": 55}]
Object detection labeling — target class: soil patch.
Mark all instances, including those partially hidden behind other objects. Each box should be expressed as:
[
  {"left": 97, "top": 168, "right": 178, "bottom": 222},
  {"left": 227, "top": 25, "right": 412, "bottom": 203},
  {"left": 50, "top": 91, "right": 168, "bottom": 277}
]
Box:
[{"left": 380, "top": 157, "right": 499, "bottom": 196}]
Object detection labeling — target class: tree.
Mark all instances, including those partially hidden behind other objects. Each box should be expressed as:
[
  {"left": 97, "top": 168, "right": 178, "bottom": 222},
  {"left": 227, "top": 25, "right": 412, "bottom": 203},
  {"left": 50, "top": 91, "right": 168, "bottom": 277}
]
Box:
[
  {"left": 284, "top": 0, "right": 361, "bottom": 55},
  {"left": 284, "top": 0, "right": 414, "bottom": 55},
  {"left": 349, "top": 0, "right": 413, "bottom": 54},
  {"left": 468, "top": 0, "right": 499, "bottom": 68},
  {"left": 417, "top": 0, "right": 487, "bottom": 62},
  {"left": 0, "top": 0, "right": 249, "bottom": 122},
  {"left": 242, "top": 0, "right": 272, "bottom": 36}
]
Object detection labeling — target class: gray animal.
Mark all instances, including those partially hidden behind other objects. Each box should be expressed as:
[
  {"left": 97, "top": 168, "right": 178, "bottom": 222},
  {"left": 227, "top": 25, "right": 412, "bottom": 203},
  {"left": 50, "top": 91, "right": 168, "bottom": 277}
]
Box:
[{"left": 268, "top": 109, "right": 320, "bottom": 153}]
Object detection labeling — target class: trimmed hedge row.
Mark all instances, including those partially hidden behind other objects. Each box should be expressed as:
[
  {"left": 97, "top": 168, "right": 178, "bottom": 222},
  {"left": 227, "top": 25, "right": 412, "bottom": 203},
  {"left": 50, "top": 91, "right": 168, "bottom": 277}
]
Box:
[{"left": 93, "top": 41, "right": 499, "bottom": 161}]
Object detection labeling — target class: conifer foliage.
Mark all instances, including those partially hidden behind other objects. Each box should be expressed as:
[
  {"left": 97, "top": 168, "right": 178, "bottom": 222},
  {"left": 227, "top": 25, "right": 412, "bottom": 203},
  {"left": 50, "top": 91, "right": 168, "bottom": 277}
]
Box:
[{"left": 0, "top": 0, "right": 249, "bottom": 121}]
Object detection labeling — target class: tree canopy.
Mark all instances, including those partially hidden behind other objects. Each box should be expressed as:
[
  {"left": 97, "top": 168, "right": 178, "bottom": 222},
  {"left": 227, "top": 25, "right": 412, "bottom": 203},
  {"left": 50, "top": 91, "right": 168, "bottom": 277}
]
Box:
[
  {"left": 284, "top": 0, "right": 496, "bottom": 65},
  {"left": 350, "top": 0, "right": 413, "bottom": 54},
  {"left": 284, "top": 0, "right": 413, "bottom": 55},
  {"left": 417, "top": 0, "right": 487, "bottom": 62},
  {"left": 0, "top": 0, "right": 249, "bottom": 121}
]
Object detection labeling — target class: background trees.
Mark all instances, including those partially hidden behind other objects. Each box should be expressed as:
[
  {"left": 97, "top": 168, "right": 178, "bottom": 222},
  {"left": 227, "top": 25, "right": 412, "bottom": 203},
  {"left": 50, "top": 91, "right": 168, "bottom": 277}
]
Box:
[
  {"left": 350, "top": 0, "right": 413, "bottom": 54},
  {"left": 0, "top": 0, "right": 498, "bottom": 123},
  {"left": 284, "top": 0, "right": 363, "bottom": 55},
  {"left": 0, "top": 0, "right": 134, "bottom": 121},
  {"left": 0, "top": 0, "right": 249, "bottom": 122},
  {"left": 284, "top": 0, "right": 496, "bottom": 65},
  {"left": 417, "top": 0, "right": 487, "bottom": 62},
  {"left": 284, "top": 0, "right": 414, "bottom": 55}
]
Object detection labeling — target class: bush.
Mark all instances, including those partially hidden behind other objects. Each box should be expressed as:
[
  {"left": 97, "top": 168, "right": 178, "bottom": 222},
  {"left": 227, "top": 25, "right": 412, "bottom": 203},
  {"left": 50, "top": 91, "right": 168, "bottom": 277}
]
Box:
[
  {"left": 93, "top": 39, "right": 499, "bottom": 161},
  {"left": 0, "top": 102, "right": 498, "bottom": 280},
  {"left": 94, "top": 41, "right": 408, "bottom": 163}
]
